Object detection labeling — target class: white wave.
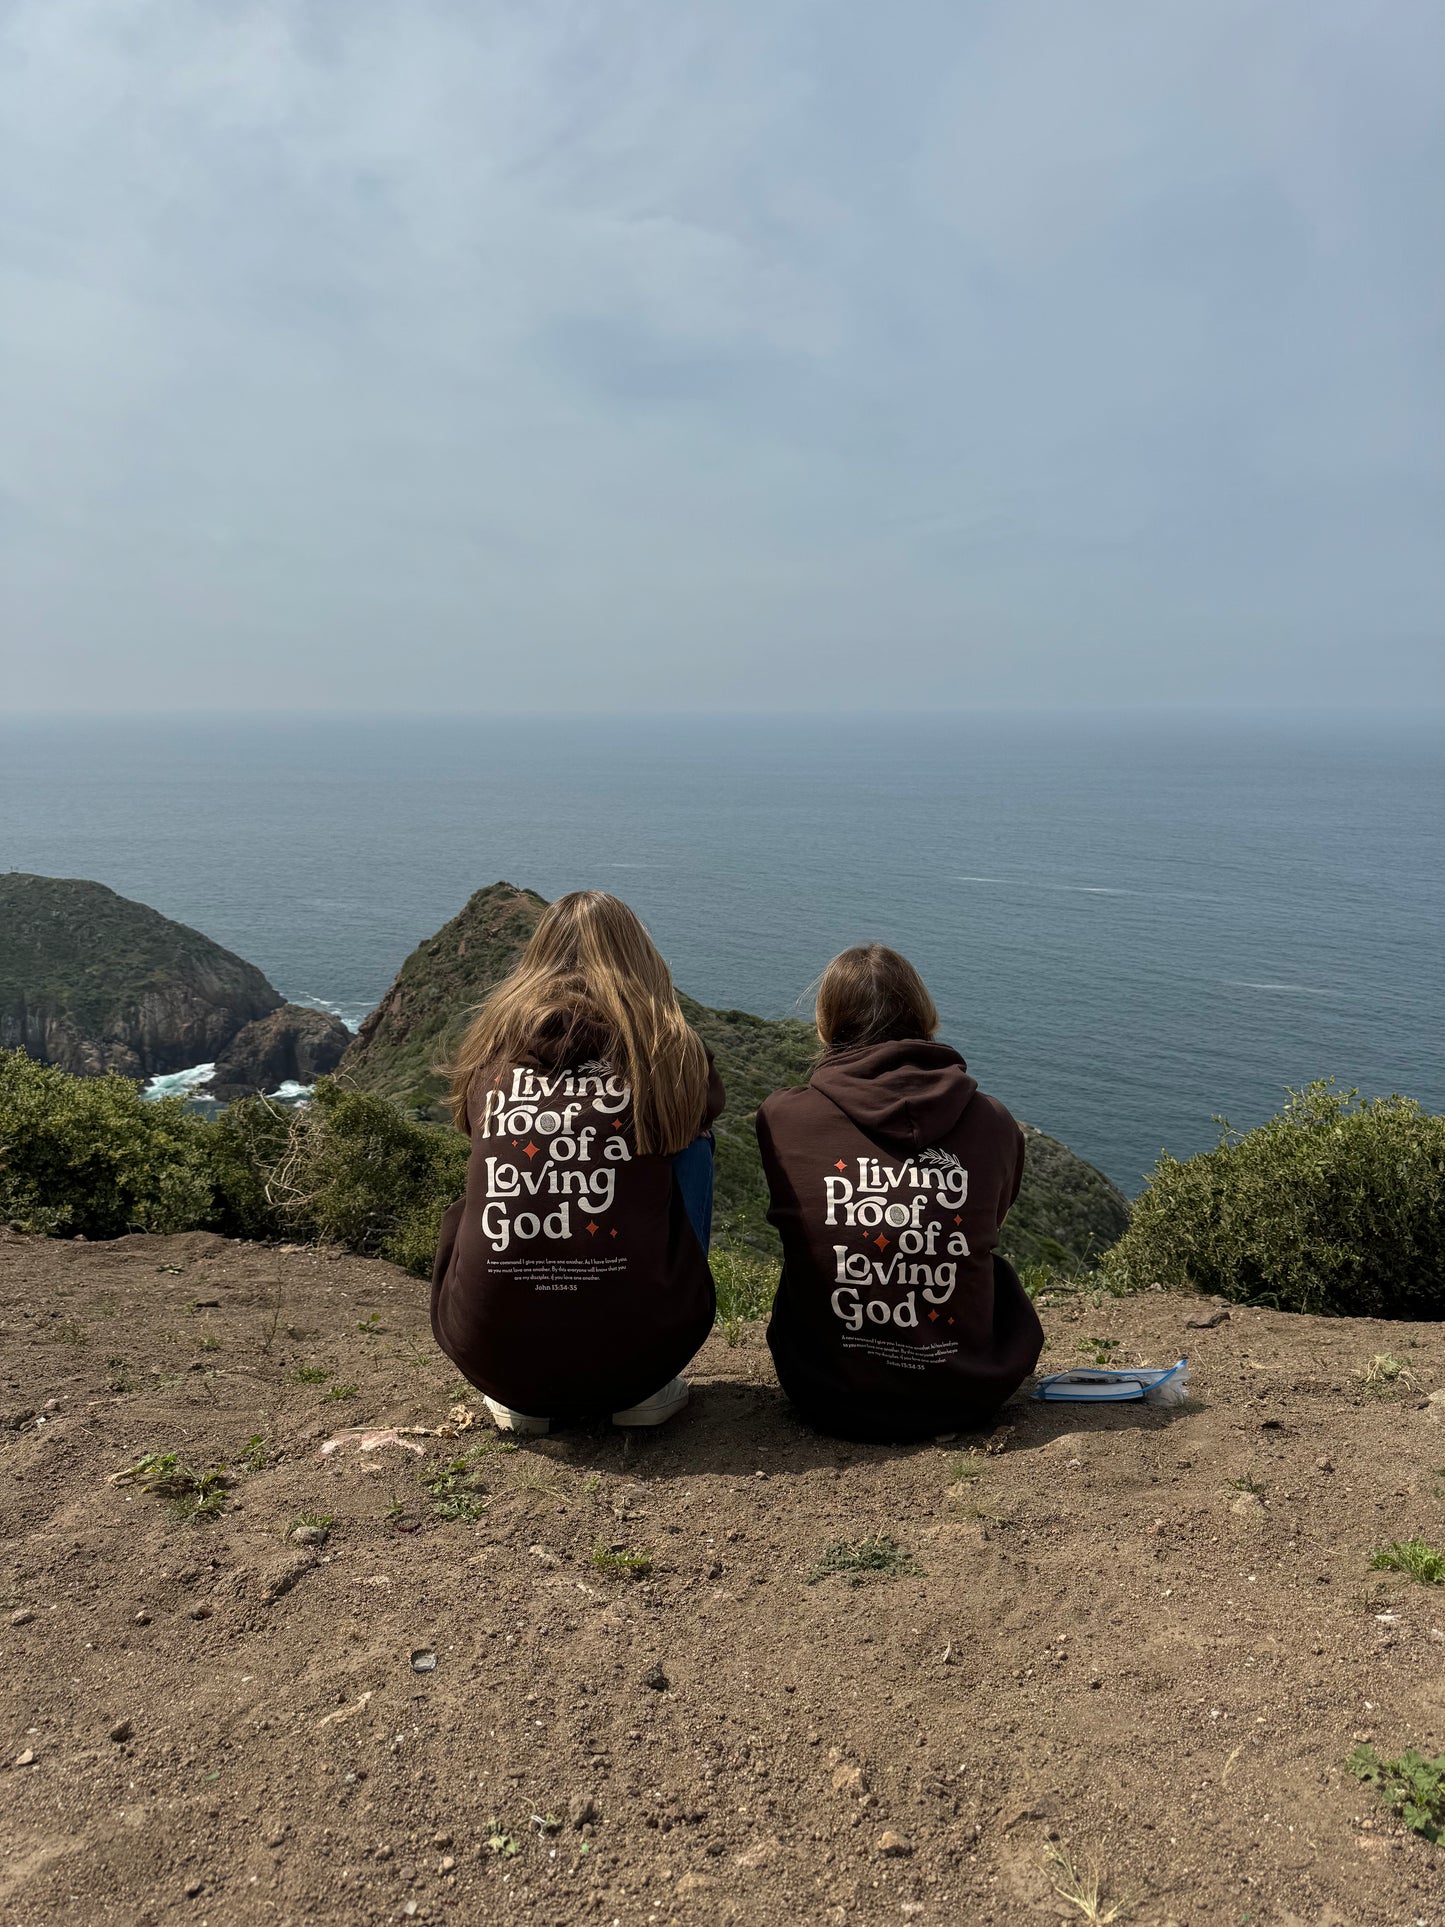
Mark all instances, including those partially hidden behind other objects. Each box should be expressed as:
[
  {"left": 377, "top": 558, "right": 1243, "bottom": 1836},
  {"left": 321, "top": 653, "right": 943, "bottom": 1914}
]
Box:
[
  {"left": 1225, "top": 980, "right": 1333, "bottom": 996},
  {"left": 142, "top": 1062, "right": 215, "bottom": 1101},
  {"left": 954, "top": 875, "right": 1138, "bottom": 896},
  {"left": 269, "top": 1080, "right": 314, "bottom": 1101}
]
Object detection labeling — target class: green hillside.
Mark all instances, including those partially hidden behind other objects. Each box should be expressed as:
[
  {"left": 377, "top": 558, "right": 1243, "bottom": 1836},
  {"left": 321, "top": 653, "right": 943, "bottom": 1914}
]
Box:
[
  {"left": 0, "top": 873, "right": 282, "bottom": 1079},
  {"left": 341, "top": 883, "right": 1128, "bottom": 1265}
]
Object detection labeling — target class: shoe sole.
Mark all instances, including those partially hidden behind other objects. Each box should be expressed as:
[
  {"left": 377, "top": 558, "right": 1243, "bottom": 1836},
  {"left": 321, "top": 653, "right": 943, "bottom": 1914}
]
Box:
[{"left": 612, "top": 1391, "right": 690, "bottom": 1428}]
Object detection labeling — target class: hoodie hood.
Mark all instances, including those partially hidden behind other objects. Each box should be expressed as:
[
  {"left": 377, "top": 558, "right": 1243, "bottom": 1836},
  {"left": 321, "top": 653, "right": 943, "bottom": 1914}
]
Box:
[{"left": 809, "top": 1039, "right": 978, "bottom": 1153}]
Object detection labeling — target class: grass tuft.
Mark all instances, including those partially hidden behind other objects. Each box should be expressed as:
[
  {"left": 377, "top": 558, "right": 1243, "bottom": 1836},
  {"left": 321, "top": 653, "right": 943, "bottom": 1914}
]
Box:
[
  {"left": 807, "top": 1534, "right": 921, "bottom": 1587},
  {"left": 590, "top": 1543, "right": 653, "bottom": 1580},
  {"left": 1370, "top": 1538, "right": 1445, "bottom": 1585},
  {"left": 1045, "top": 1846, "right": 1128, "bottom": 1922}
]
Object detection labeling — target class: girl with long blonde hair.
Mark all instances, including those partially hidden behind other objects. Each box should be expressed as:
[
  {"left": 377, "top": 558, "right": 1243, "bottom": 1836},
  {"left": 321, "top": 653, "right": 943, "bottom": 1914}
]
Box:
[{"left": 431, "top": 891, "right": 722, "bottom": 1433}]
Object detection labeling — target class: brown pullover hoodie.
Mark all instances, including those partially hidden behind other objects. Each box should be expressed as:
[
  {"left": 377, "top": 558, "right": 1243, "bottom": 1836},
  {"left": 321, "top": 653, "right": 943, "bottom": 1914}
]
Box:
[
  {"left": 757, "top": 1040, "right": 1042, "bottom": 1438},
  {"left": 431, "top": 1036, "right": 723, "bottom": 1417}
]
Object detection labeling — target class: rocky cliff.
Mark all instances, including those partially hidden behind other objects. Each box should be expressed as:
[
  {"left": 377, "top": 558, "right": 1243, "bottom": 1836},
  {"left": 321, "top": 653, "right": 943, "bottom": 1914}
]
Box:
[
  {"left": 206, "top": 1003, "right": 351, "bottom": 1101},
  {"left": 0, "top": 874, "right": 283, "bottom": 1079},
  {"left": 342, "top": 882, "right": 1129, "bottom": 1266}
]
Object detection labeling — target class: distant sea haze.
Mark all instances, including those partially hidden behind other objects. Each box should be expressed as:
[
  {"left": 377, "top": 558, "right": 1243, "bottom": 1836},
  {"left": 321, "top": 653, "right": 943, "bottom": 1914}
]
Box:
[{"left": 2, "top": 710, "right": 1440, "bottom": 1195}]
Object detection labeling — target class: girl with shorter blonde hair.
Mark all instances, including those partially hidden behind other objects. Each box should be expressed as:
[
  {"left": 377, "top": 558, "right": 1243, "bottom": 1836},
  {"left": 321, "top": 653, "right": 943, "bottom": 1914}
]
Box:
[
  {"left": 756, "top": 944, "right": 1042, "bottom": 1440},
  {"left": 432, "top": 891, "right": 722, "bottom": 1433}
]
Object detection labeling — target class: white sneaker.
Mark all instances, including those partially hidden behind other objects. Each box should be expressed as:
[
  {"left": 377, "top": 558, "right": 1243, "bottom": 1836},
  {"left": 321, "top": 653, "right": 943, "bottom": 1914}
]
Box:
[
  {"left": 482, "top": 1396, "right": 551, "bottom": 1436},
  {"left": 611, "top": 1377, "right": 690, "bottom": 1428}
]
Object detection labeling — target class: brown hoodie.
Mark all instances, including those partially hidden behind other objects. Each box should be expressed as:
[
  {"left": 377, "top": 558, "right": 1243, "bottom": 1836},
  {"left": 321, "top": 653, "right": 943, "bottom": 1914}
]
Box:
[
  {"left": 757, "top": 1040, "right": 1042, "bottom": 1438},
  {"left": 431, "top": 1039, "right": 724, "bottom": 1417}
]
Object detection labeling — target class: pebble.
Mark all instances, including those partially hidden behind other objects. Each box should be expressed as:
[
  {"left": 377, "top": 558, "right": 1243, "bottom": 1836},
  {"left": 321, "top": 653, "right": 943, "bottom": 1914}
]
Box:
[
  {"left": 10, "top": 1608, "right": 35, "bottom": 1627},
  {"left": 439, "top": 1855, "right": 455, "bottom": 1872},
  {"left": 1316, "top": 1457, "right": 1335, "bottom": 1472},
  {"left": 568, "top": 1793, "right": 598, "bottom": 1828},
  {"left": 410, "top": 1650, "right": 437, "bottom": 1674},
  {"left": 188, "top": 1604, "right": 213, "bottom": 1621},
  {"left": 134, "top": 1611, "right": 151, "bottom": 1626},
  {"left": 184, "top": 1879, "right": 203, "bottom": 1898},
  {"left": 431, "top": 1832, "right": 452, "bottom": 1848},
  {"left": 641, "top": 1664, "right": 669, "bottom": 1692},
  {"left": 289, "top": 1525, "right": 328, "bottom": 1547},
  {"left": 14, "top": 1748, "right": 34, "bottom": 1767},
  {"left": 875, "top": 1830, "right": 911, "bottom": 1856},
  {"left": 108, "top": 1719, "right": 134, "bottom": 1743}
]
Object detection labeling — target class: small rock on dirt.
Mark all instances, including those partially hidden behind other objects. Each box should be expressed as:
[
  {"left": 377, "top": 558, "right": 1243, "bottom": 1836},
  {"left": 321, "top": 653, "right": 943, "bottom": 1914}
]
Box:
[
  {"left": 831, "top": 1763, "right": 868, "bottom": 1794},
  {"left": 108, "top": 1719, "right": 133, "bottom": 1743},
  {"left": 875, "top": 1830, "right": 911, "bottom": 1856},
  {"left": 188, "top": 1604, "right": 212, "bottom": 1621},
  {"left": 289, "top": 1525, "right": 328, "bottom": 1547},
  {"left": 641, "top": 1664, "right": 669, "bottom": 1691},
  {"left": 134, "top": 1611, "right": 151, "bottom": 1625},
  {"left": 568, "top": 1793, "right": 598, "bottom": 1828},
  {"left": 14, "top": 1748, "right": 35, "bottom": 1767},
  {"left": 184, "top": 1879, "right": 202, "bottom": 1898},
  {"left": 410, "top": 1649, "right": 438, "bottom": 1673},
  {"left": 1185, "top": 1307, "right": 1230, "bottom": 1328},
  {"left": 675, "top": 1873, "right": 715, "bottom": 1896},
  {"left": 10, "top": 1608, "right": 34, "bottom": 1626}
]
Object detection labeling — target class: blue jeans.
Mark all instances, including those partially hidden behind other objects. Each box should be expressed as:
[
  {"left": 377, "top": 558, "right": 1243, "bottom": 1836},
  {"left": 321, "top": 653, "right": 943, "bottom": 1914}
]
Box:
[{"left": 672, "top": 1133, "right": 714, "bottom": 1252}]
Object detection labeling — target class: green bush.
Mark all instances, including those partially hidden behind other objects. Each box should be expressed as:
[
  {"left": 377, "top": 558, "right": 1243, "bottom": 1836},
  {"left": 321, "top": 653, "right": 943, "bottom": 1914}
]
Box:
[
  {"left": 1101, "top": 1080, "right": 1445, "bottom": 1318},
  {"left": 0, "top": 1051, "right": 215, "bottom": 1238},
  {"left": 208, "top": 1082, "right": 471, "bottom": 1273}
]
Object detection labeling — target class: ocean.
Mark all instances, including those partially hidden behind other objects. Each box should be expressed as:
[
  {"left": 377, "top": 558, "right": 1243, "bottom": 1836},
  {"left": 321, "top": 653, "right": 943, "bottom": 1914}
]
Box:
[{"left": 2, "top": 711, "right": 1440, "bottom": 1194}]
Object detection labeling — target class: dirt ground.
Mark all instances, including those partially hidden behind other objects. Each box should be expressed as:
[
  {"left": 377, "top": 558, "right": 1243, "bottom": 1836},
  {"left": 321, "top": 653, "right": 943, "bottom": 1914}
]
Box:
[{"left": 3, "top": 1231, "right": 1445, "bottom": 1927}]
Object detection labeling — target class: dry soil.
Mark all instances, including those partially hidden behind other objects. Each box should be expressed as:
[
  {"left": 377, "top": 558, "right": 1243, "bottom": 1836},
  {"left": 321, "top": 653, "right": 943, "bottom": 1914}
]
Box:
[{"left": 4, "top": 1230, "right": 1445, "bottom": 1927}]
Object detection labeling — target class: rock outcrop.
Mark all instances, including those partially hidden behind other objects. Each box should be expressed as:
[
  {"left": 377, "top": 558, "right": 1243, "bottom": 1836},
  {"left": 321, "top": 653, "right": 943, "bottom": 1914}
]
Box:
[
  {"left": 0, "top": 874, "right": 283, "bottom": 1079},
  {"left": 206, "top": 1004, "right": 351, "bottom": 1101},
  {"left": 342, "top": 882, "right": 1129, "bottom": 1267}
]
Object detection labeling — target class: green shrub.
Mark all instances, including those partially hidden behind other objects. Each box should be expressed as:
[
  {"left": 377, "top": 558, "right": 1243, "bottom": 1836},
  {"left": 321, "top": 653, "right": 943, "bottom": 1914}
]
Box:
[
  {"left": 0, "top": 1051, "right": 215, "bottom": 1238},
  {"left": 1100, "top": 1081, "right": 1445, "bottom": 1318},
  {"left": 250, "top": 1079, "right": 468, "bottom": 1275},
  {"left": 711, "top": 1244, "right": 779, "bottom": 1324}
]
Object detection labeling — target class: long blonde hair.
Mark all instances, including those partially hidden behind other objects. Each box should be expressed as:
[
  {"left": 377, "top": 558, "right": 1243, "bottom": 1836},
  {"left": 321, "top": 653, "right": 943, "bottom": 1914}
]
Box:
[{"left": 446, "top": 891, "right": 709, "bottom": 1156}]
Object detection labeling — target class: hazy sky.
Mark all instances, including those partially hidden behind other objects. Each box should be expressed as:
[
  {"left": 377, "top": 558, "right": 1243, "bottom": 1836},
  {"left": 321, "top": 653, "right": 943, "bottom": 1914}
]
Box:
[{"left": 3, "top": 1, "right": 1441, "bottom": 712}]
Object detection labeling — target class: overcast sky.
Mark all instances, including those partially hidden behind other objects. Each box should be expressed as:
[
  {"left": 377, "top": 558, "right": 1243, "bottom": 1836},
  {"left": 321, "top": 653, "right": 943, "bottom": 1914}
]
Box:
[{"left": 2, "top": 1, "right": 1441, "bottom": 712}]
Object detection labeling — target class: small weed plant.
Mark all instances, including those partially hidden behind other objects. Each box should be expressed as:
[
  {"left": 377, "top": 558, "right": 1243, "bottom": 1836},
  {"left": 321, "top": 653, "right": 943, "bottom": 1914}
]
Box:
[
  {"left": 238, "top": 1434, "right": 270, "bottom": 1472},
  {"left": 294, "top": 1365, "right": 329, "bottom": 1384},
  {"left": 711, "top": 1245, "right": 779, "bottom": 1325},
  {"left": 1360, "top": 1354, "right": 1420, "bottom": 1394},
  {"left": 113, "top": 1451, "right": 232, "bottom": 1523},
  {"left": 1370, "top": 1539, "right": 1445, "bottom": 1585},
  {"left": 1349, "top": 1744, "right": 1445, "bottom": 1843},
  {"left": 807, "top": 1534, "right": 921, "bottom": 1587},
  {"left": 590, "top": 1543, "right": 653, "bottom": 1580},
  {"left": 422, "top": 1439, "right": 515, "bottom": 1522},
  {"left": 324, "top": 1383, "right": 359, "bottom": 1403},
  {"left": 1045, "top": 1845, "right": 1128, "bottom": 1923}
]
